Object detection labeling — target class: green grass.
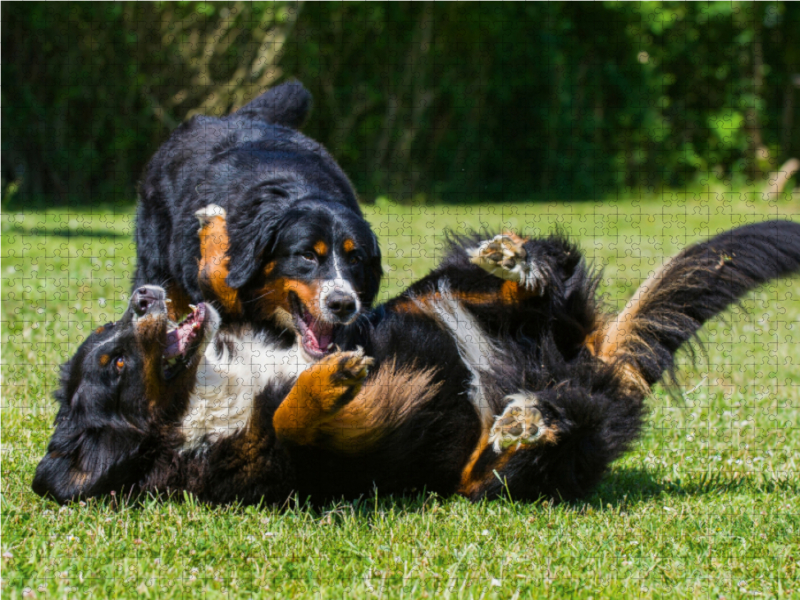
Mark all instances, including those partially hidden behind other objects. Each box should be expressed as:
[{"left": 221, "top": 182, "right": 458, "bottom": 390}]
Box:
[{"left": 2, "top": 191, "right": 800, "bottom": 599}]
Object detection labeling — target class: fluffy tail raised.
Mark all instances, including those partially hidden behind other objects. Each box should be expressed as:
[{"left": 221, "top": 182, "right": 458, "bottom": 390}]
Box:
[
  {"left": 234, "top": 80, "right": 312, "bottom": 129},
  {"left": 590, "top": 220, "right": 800, "bottom": 395}
]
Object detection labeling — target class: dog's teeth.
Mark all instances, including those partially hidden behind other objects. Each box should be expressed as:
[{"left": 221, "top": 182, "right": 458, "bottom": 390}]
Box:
[
  {"left": 327, "top": 343, "right": 334, "bottom": 350},
  {"left": 189, "top": 304, "right": 197, "bottom": 311}
]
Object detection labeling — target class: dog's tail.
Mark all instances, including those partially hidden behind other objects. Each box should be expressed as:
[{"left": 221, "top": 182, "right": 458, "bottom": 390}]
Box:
[
  {"left": 589, "top": 220, "right": 800, "bottom": 397},
  {"left": 234, "top": 80, "right": 312, "bottom": 129}
]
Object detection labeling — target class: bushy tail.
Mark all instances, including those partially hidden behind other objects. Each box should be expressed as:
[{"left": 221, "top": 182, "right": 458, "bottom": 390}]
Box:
[
  {"left": 591, "top": 220, "right": 800, "bottom": 394},
  {"left": 234, "top": 80, "right": 312, "bottom": 129}
]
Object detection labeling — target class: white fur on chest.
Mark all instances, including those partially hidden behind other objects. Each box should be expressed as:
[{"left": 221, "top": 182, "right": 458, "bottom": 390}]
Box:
[
  {"left": 414, "top": 282, "right": 498, "bottom": 429},
  {"left": 180, "top": 330, "right": 312, "bottom": 449}
]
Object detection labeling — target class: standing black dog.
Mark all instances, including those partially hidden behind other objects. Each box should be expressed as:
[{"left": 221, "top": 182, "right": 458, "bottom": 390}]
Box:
[{"left": 134, "top": 81, "right": 382, "bottom": 360}]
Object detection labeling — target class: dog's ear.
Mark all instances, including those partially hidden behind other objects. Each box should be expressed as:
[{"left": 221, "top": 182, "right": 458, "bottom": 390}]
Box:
[
  {"left": 234, "top": 80, "right": 312, "bottom": 129},
  {"left": 225, "top": 205, "right": 287, "bottom": 289},
  {"left": 32, "top": 424, "right": 150, "bottom": 504},
  {"left": 362, "top": 231, "right": 383, "bottom": 308}
]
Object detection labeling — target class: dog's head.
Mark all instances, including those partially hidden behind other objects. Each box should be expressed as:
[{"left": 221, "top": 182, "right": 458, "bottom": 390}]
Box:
[
  {"left": 198, "top": 202, "right": 381, "bottom": 360},
  {"left": 32, "top": 286, "right": 219, "bottom": 504}
]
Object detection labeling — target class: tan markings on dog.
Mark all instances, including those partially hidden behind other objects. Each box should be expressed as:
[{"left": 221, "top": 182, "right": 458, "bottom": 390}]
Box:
[
  {"left": 95, "top": 326, "right": 106, "bottom": 335},
  {"left": 197, "top": 213, "right": 241, "bottom": 315},
  {"left": 231, "top": 423, "right": 270, "bottom": 479},
  {"left": 501, "top": 231, "right": 528, "bottom": 246},
  {"left": 390, "top": 272, "right": 540, "bottom": 318},
  {"left": 405, "top": 283, "right": 538, "bottom": 313},
  {"left": 458, "top": 443, "right": 516, "bottom": 498},
  {"left": 390, "top": 298, "right": 427, "bottom": 316},
  {"left": 135, "top": 314, "right": 169, "bottom": 404},
  {"left": 457, "top": 430, "right": 491, "bottom": 496},
  {"left": 165, "top": 284, "right": 193, "bottom": 321},
  {"left": 99, "top": 354, "right": 111, "bottom": 367},
  {"left": 273, "top": 351, "right": 374, "bottom": 446},
  {"left": 69, "top": 469, "right": 90, "bottom": 488},
  {"left": 263, "top": 260, "right": 276, "bottom": 277},
  {"left": 457, "top": 426, "right": 560, "bottom": 498},
  {"left": 585, "top": 259, "right": 674, "bottom": 394},
  {"left": 316, "top": 360, "right": 443, "bottom": 453},
  {"left": 314, "top": 241, "right": 328, "bottom": 256},
  {"left": 458, "top": 393, "right": 559, "bottom": 497},
  {"left": 343, "top": 239, "right": 356, "bottom": 253},
  {"left": 254, "top": 278, "right": 322, "bottom": 322}
]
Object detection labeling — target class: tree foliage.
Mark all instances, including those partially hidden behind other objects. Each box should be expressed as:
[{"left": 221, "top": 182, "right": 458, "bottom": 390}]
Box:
[{"left": 3, "top": 2, "right": 798, "bottom": 205}]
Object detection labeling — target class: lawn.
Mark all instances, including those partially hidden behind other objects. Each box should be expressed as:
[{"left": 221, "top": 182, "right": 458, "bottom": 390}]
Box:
[{"left": 2, "top": 191, "right": 799, "bottom": 599}]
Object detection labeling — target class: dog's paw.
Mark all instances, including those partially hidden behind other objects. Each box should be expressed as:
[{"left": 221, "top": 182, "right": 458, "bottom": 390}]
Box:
[
  {"left": 489, "top": 393, "right": 556, "bottom": 453},
  {"left": 467, "top": 234, "right": 545, "bottom": 294},
  {"left": 327, "top": 347, "right": 374, "bottom": 386},
  {"left": 313, "top": 348, "right": 374, "bottom": 412}
]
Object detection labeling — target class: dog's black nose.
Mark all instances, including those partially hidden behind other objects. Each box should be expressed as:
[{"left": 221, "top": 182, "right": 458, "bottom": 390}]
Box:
[
  {"left": 131, "top": 286, "right": 165, "bottom": 316},
  {"left": 325, "top": 291, "right": 357, "bottom": 321}
]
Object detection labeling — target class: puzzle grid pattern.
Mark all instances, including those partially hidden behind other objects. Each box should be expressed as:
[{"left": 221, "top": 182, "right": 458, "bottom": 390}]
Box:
[{"left": 4, "top": 17, "right": 800, "bottom": 592}]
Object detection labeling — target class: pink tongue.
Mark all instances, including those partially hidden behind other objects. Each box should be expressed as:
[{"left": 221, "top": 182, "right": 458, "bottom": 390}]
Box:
[
  {"left": 164, "top": 324, "right": 192, "bottom": 359},
  {"left": 303, "top": 321, "right": 334, "bottom": 353},
  {"left": 317, "top": 327, "right": 334, "bottom": 350}
]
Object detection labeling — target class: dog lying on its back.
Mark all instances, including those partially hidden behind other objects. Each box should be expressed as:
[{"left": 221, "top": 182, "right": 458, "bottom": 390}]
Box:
[
  {"left": 33, "top": 219, "right": 800, "bottom": 505},
  {"left": 134, "top": 81, "right": 382, "bottom": 361}
]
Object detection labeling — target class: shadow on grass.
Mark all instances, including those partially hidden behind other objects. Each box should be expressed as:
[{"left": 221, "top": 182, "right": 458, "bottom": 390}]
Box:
[
  {"left": 6, "top": 225, "right": 131, "bottom": 240},
  {"left": 583, "top": 466, "right": 799, "bottom": 510},
  {"left": 54, "top": 467, "right": 797, "bottom": 518}
]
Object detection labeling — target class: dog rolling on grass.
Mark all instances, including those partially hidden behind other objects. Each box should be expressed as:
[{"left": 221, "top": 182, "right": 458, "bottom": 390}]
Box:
[{"left": 33, "top": 219, "right": 800, "bottom": 505}]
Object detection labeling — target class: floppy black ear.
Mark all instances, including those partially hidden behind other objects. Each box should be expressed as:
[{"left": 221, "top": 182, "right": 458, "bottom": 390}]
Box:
[
  {"left": 363, "top": 232, "right": 383, "bottom": 308},
  {"left": 32, "top": 426, "right": 150, "bottom": 504},
  {"left": 225, "top": 205, "right": 287, "bottom": 289},
  {"left": 234, "top": 80, "right": 312, "bottom": 129}
]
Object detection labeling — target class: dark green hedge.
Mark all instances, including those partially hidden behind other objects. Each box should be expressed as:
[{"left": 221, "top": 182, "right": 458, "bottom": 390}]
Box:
[{"left": 3, "top": 2, "right": 799, "bottom": 206}]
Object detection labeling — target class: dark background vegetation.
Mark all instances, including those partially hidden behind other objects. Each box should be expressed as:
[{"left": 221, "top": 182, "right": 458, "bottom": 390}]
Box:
[{"left": 3, "top": 2, "right": 799, "bottom": 207}]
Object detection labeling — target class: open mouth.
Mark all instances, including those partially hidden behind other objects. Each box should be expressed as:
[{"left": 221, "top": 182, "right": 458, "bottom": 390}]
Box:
[
  {"left": 290, "top": 294, "right": 336, "bottom": 359},
  {"left": 163, "top": 303, "right": 208, "bottom": 379}
]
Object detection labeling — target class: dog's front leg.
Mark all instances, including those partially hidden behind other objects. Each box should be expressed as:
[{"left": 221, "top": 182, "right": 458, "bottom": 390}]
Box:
[{"left": 273, "top": 350, "right": 374, "bottom": 446}]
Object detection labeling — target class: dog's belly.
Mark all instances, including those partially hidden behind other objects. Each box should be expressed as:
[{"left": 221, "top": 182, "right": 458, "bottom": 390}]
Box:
[{"left": 180, "top": 330, "right": 312, "bottom": 449}]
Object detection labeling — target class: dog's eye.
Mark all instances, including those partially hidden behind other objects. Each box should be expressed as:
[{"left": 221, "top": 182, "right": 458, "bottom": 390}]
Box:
[
  {"left": 348, "top": 254, "right": 362, "bottom": 266},
  {"left": 301, "top": 251, "right": 317, "bottom": 263},
  {"left": 114, "top": 356, "right": 125, "bottom": 372}
]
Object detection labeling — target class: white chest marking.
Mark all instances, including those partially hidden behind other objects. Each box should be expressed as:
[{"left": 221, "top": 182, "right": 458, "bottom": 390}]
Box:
[
  {"left": 180, "top": 330, "right": 313, "bottom": 449},
  {"left": 415, "top": 282, "right": 497, "bottom": 428}
]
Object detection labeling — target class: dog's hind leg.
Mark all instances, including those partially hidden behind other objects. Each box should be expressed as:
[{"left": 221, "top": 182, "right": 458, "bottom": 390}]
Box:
[{"left": 457, "top": 391, "right": 560, "bottom": 499}]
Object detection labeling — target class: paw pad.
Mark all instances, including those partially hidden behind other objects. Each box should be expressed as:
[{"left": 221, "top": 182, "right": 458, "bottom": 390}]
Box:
[
  {"left": 489, "top": 393, "right": 549, "bottom": 452},
  {"left": 329, "top": 347, "right": 374, "bottom": 385},
  {"left": 468, "top": 234, "right": 544, "bottom": 294}
]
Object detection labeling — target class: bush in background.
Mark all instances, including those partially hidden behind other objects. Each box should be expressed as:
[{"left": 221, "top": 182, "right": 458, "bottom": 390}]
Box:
[{"left": 3, "top": 2, "right": 798, "bottom": 206}]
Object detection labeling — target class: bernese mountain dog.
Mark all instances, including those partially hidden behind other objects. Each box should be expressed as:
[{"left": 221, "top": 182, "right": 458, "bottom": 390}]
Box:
[
  {"left": 133, "top": 81, "right": 382, "bottom": 361},
  {"left": 33, "top": 219, "right": 800, "bottom": 505}
]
